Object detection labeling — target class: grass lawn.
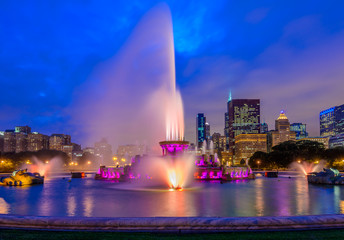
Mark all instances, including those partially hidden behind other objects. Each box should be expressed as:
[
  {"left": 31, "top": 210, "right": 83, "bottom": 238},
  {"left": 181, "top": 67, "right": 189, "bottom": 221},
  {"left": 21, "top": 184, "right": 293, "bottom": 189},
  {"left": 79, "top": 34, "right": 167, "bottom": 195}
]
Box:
[{"left": 1, "top": 229, "right": 344, "bottom": 240}]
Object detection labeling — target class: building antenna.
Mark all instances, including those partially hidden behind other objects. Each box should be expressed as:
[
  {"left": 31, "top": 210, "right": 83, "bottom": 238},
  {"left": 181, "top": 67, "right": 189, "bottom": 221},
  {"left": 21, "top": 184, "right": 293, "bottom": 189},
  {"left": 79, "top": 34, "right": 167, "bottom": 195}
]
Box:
[{"left": 228, "top": 90, "right": 232, "bottom": 102}]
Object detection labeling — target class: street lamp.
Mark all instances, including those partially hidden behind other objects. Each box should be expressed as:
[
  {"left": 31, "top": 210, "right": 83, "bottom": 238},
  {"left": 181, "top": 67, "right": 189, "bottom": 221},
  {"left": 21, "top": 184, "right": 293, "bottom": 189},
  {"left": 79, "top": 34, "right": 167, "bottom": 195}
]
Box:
[{"left": 257, "top": 160, "right": 261, "bottom": 170}]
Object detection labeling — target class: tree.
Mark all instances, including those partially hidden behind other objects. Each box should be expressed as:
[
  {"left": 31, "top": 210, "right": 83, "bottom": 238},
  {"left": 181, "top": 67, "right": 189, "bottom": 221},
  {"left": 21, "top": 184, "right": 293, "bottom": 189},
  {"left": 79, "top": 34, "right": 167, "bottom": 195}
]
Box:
[{"left": 249, "top": 151, "right": 268, "bottom": 168}]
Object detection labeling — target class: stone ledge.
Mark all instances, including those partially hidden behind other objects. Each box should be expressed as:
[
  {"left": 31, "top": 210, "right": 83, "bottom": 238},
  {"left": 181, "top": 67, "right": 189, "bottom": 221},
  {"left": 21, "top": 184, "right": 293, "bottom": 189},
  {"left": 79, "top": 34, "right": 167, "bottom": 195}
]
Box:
[{"left": 1, "top": 214, "right": 344, "bottom": 232}]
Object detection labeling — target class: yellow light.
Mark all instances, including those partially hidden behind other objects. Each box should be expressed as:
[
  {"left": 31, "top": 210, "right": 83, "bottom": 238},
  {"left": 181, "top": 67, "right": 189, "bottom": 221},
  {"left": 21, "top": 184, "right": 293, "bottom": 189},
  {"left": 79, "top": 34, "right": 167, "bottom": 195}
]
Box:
[
  {"left": 87, "top": 161, "right": 91, "bottom": 165},
  {"left": 121, "top": 158, "right": 125, "bottom": 162},
  {"left": 45, "top": 161, "right": 49, "bottom": 164},
  {"left": 75, "top": 162, "right": 78, "bottom": 166},
  {"left": 113, "top": 157, "right": 117, "bottom": 160}
]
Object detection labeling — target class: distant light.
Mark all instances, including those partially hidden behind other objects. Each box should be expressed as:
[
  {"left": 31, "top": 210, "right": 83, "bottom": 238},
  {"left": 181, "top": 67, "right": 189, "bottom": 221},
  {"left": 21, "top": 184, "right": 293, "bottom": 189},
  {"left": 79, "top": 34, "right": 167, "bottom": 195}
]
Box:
[
  {"left": 87, "top": 161, "right": 91, "bottom": 165},
  {"left": 45, "top": 161, "right": 49, "bottom": 164}
]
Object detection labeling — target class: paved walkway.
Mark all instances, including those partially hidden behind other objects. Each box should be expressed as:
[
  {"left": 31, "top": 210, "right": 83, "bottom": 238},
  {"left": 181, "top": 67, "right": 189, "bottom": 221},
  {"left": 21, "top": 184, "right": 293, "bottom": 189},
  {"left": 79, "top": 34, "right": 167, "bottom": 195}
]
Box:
[{"left": 1, "top": 214, "right": 344, "bottom": 232}]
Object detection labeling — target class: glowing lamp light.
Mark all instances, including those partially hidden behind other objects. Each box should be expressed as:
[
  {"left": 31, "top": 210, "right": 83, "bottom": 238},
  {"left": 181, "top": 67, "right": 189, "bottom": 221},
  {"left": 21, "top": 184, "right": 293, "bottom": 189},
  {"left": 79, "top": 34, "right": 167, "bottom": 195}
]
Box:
[
  {"left": 87, "top": 161, "right": 91, "bottom": 165},
  {"left": 45, "top": 161, "right": 49, "bottom": 164}
]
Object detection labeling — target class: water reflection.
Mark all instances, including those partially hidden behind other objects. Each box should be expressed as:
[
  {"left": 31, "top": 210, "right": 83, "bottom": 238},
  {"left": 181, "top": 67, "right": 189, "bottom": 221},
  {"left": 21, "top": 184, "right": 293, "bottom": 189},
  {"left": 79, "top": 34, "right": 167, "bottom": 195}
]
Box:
[
  {"left": 0, "top": 198, "right": 9, "bottom": 214},
  {"left": 296, "top": 176, "right": 309, "bottom": 214},
  {"left": 255, "top": 178, "right": 264, "bottom": 216},
  {"left": 2, "top": 176, "right": 344, "bottom": 217},
  {"left": 67, "top": 195, "right": 76, "bottom": 216},
  {"left": 83, "top": 195, "right": 93, "bottom": 217}
]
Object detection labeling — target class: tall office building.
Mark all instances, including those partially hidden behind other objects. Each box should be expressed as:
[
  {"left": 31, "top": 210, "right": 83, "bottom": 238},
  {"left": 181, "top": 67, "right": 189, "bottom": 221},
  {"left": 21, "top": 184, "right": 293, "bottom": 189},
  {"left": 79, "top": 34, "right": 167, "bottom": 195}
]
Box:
[
  {"left": 334, "top": 104, "right": 344, "bottom": 135},
  {"left": 320, "top": 107, "right": 336, "bottom": 137},
  {"left": 196, "top": 113, "right": 206, "bottom": 149},
  {"left": 290, "top": 123, "right": 308, "bottom": 140},
  {"left": 224, "top": 112, "right": 229, "bottom": 149},
  {"left": 49, "top": 134, "right": 71, "bottom": 151},
  {"left": 320, "top": 104, "right": 344, "bottom": 137},
  {"left": 267, "top": 111, "right": 296, "bottom": 151},
  {"left": 3, "top": 130, "right": 16, "bottom": 152},
  {"left": 205, "top": 122, "right": 211, "bottom": 141},
  {"left": 0, "top": 131, "right": 4, "bottom": 153},
  {"left": 212, "top": 132, "right": 221, "bottom": 151},
  {"left": 94, "top": 138, "right": 112, "bottom": 164},
  {"left": 27, "top": 132, "right": 49, "bottom": 151},
  {"left": 15, "top": 132, "right": 27, "bottom": 153},
  {"left": 49, "top": 134, "right": 65, "bottom": 151},
  {"left": 225, "top": 99, "right": 261, "bottom": 152},
  {"left": 260, "top": 122, "right": 269, "bottom": 133},
  {"left": 15, "top": 126, "right": 31, "bottom": 134}
]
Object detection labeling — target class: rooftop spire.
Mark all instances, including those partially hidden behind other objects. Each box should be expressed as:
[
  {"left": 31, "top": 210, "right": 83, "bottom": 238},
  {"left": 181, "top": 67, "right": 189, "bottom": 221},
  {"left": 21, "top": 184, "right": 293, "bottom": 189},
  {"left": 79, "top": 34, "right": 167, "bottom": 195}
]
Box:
[{"left": 228, "top": 90, "right": 232, "bottom": 102}]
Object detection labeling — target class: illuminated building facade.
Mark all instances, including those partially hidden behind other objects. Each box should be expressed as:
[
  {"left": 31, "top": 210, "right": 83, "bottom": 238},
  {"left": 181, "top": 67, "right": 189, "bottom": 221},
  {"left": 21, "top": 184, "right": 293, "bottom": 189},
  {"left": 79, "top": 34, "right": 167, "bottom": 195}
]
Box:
[
  {"left": 117, "top": 144, "right": 146, "bottom": 158},
  {"left": 15, "top": 132, "right": 27, "bottom": 153},
  {"left": 83, "top": 147, "right": 95, "bottom": 155},
  {"left": 3, "top": 131, "right": 16, "bottom": 152},
  {"left": 212, "top": 132, "right": 221, "bottom": 151},
  {"left": 320, "top": 104, "right": 344, "bottom": 137},
  {"left": 234, "top": 134, "right": 267, "bottom": 164},
  {"left": 334, "top": 104, "right": 344, "bottom": 135},
  {"left": 225, "top": 99, "right": 261, "bottom": 152},
  {"left": 205, "top": 122, "right": 210, "bottom": 142},
  {"left": 297, "top": 137, "right": 329, "bottom": 149},
  {"left": 196, "top": 113, "right": 206, "bottom": 149},
  {"left": 260, "top": 122, "right": 268, "bottom": 133},
  {"left": 27, "top": 132, "right": 49, "bottom": 151},
  {"left": 224, "top": 112, "right": 229, "bottom": 149},
  {"left": 329, "top": 134, "right": 344, "bottom": 148},
  {"left": 94, "top": 138, "right": 112, "bottom": 164},
  {"left": 0, "top": 131, "right": 4, "bottom": 152},
  {"left": 320, "top": 107, "right": 336, "bottom": 137},
  {"left": 267, "top": 111, "right": 296, "bottom": 151},
  {"left": 290, "top": 123, "right": 308, "bottom": 140},
  {"left": 49, "top": 134, "right": 65, "bottom": 151},
  {"left": 15, "top": 126, "right": 31, "bottom": 134}
]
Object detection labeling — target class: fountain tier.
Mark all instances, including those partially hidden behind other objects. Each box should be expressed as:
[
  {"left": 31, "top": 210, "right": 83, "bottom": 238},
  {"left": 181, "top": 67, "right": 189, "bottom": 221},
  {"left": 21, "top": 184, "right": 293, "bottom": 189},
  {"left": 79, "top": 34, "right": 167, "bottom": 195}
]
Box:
[{"left": 159, "top": 140, "right": 189, "bottom": 156}]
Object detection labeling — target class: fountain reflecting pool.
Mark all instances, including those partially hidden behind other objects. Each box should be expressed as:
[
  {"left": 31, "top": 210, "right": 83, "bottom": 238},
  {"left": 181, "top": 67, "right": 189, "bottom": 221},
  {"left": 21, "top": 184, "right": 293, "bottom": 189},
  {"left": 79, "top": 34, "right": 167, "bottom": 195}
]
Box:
[{"left": 2, "top": 172, "right": 344, "bottom": 217}]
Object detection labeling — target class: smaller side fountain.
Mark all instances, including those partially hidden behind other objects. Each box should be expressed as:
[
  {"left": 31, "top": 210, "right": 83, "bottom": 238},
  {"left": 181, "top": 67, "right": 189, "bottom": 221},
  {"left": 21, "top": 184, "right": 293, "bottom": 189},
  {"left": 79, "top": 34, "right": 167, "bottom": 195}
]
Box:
[
  {"left": 307, "top": 168, "right": 344, "bottom": 185},
  {"left": 0, "top": 169, "right": 44, "bottom": 186}
]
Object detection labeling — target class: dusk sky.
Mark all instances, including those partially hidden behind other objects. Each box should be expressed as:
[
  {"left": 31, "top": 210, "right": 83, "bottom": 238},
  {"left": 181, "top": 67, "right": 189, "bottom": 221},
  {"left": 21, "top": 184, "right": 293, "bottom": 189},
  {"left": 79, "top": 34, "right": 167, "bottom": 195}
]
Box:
[{"left": 1, "top": 0, "right": 344, "bottom": 148}]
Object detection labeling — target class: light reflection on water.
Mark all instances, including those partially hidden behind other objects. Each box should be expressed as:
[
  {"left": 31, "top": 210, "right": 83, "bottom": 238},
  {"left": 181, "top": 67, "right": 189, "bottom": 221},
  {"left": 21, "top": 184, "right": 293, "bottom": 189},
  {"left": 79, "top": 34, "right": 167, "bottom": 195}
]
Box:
[
  {"left": 0, "top": 198, "right": 9, "bottom": 214},
  {"left": 1, "top": 174, "right": 344, "bottom": 217}
]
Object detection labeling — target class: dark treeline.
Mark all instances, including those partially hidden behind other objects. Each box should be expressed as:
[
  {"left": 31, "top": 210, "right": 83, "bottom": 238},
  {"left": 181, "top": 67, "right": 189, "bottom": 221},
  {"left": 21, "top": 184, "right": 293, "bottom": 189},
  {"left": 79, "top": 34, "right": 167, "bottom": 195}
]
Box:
[
  {"left": 0, "top": 150, "right": 69, "bottom": 172},
  {"left": 249, "top": 140, "right": 344, "bottom": 169}
]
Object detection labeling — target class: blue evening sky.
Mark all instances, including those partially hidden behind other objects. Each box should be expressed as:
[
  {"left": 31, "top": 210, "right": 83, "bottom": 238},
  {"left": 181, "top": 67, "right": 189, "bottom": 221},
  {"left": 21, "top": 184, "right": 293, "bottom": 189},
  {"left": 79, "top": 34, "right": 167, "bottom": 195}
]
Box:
[{"left": 1, "top": 0, "right": 344, "bottom": 147}]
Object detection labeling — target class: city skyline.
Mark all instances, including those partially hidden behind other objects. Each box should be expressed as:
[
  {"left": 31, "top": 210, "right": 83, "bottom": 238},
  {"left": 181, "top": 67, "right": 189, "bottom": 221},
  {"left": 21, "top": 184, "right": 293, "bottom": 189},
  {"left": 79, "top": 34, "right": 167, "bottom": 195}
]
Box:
[{"left": 1, "top": 1, "right": 344, "bottom": 147}]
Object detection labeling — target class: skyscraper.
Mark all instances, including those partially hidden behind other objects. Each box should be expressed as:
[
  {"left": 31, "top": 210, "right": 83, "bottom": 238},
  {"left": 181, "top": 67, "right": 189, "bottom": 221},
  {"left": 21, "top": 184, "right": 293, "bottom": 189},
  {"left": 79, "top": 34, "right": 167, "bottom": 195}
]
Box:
[
  {"left": 205, "top": 122, "right": 210, "bottom": 141},
  {"left": 260, "top": 122, "right": 269, "bottom": 133},
  {"left": 196, "top": 113, "right": 206, "bottom": 149},
  {"left": 267, "top": 111, "right": 296, "bottom": 151},
  {"left": 290, "top": 123, "right": 308, "bottom": 140},
  {"left": 27, "top": 132, "right": 49, "bottom": 151},
  {"left": 320, "top": 107, "right": 336, "bottom": 137},
  {"left": 334, "top": 104, "right": 344, "bottom": 135},
  {"left": 224, "top": 112, "right": 229, "bottom": 149},
  {"left": 320, "top": 104, "right": 344, "bottom": 137},
  {"left": 225, "top": 99, "right": 261, "bottom": 152}
]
